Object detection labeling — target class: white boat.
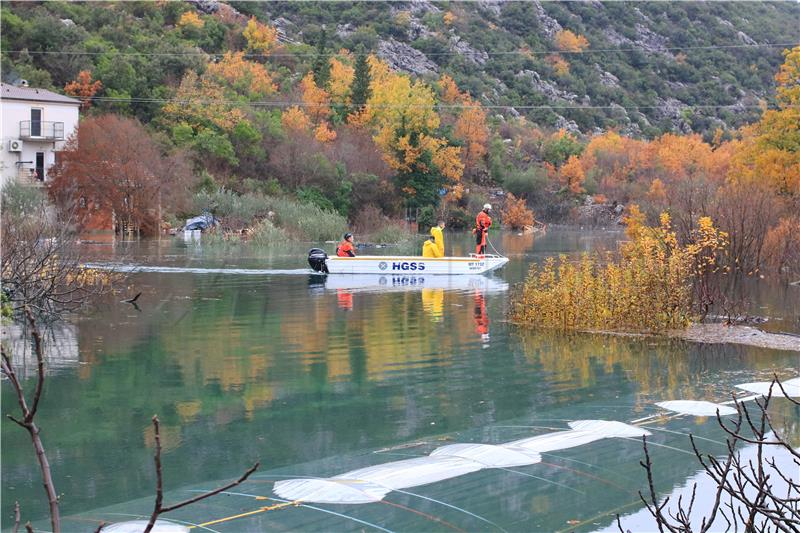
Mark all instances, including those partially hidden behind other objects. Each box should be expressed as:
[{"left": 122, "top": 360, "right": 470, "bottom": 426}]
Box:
[{"left": 308, "top": 249, "right": 509, "bottom": 275}]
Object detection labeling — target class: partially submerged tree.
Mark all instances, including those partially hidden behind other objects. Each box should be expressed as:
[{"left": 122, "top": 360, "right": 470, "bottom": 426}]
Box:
[{"left": 49, "top": 114, "right": 193, "bottom": 235}]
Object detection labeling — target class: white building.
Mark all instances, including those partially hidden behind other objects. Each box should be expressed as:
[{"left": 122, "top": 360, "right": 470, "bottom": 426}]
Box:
[{"left": 1, "top": 82, "right": 80, "bottom": 189}]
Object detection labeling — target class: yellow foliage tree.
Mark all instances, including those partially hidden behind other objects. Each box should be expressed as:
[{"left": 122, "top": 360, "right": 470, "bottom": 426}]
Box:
[
  {"left": 547, "top": 54, "right": 570, "bottom": 76},
  {"left": 775, "top": 45, "right": 800, "bottom": 107},
  {"left": 501, "top": 193, "right": 535, "bottom": 229},
  {"left": 163, "top": 70, "right": 245, "bottom": 132},
  {"left": 243, "top": 16, "right": 278, "bottom": 54},
  {"left": 443, "top": 11, "right": 456, "bottom": 26},
  {"left": 647, "top": 178, "right": 668, "bottom": 205},
  {"left": 281, "top": 106, "right": 312, "bottom": 133},
  {"left": 177, "top": 11, "right": 204, "bottom": 30},
  {"left": 733, "top": 46, "right": 800, "bottom": 196},
  {"left": 554, "top": 29, "right": 589, "bottom": 52},
  {"left": 366, "top": 62, "right": 440, "bottom": 170},
  {"left": 328, "top": 57, "right": 355, "bottom": 104},
  {"left": 394, "top": 11, "right": 412, "bottom": 27},
  {"left": 314, "top": 122, "right": 337, "bottom": 143},
  {"left": 345, "top": 56, "right": 464, "bottom": 200},
  {"left": 559, "top": 155, "right": 586, "bottom": 194},
  {"left": 206, "top": 51, "right": 276, "bottom": 97},
  {"left": 428, "top": 139, "right": 464, "bottom": 182},
  {"left": 454, "top": 97, "right": 489, "bottom": 169},
  {"left": 300, "top": 72, "right": 331, "bottom": 123},
  {"left": 438, "top": 74, "right": 461, "bottom": 105}
]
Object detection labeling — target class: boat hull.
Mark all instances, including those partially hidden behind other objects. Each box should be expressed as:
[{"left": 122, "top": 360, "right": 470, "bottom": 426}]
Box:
[{"left": 324, "top": 255, "right": 508, "bottom": 275}]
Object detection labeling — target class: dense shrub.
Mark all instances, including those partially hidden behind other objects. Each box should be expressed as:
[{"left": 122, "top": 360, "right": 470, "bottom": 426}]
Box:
[
  {"left": 192, "top": 189, "right": 270, "bottom": 230},
  {"left": 262, "top": 196, "right": 348, "bottom": 241},
  {"left": 192, "top": 189, "right": 347, "bottom": 241},
  {"left": 367, "top": 222, "right": 413, "bottom": 245},
  {"left": 503, "top": 167, "right": 549, "bottom": 202},
  {"left": 248, "top": 219, "right": 288, "bottom": 246},
  {"left": 446, "top": 207, "right": 472, "bottom": 230},
  {"left": 511, "top": 214, "right": 728, "bottom": 332}
]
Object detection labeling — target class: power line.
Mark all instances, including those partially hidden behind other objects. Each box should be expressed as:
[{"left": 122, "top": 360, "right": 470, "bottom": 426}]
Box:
[
  {"left": 85, "top": 95, "right": 786, "bottom": 111},
  {"left": 1, "top": 41, "right": 797, "bottom": 59}
]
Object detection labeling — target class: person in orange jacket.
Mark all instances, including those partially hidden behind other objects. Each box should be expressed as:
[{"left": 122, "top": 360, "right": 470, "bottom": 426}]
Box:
[
  {"left": 337, "top": 232, "right": 356, "bottom": 257},
  {"left": 474, "top": 204, "right": 492, "bottom": 255}
]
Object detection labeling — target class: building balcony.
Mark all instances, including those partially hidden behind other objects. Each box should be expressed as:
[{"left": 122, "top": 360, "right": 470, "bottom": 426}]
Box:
[{"left": 19, "top": 120, "right": 65, "bottom": 140}]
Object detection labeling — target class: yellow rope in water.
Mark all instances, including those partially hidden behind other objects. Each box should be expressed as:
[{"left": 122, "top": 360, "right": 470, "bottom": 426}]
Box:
[{"left": 188, "top": 500, "right": 300, "bottom": 529}]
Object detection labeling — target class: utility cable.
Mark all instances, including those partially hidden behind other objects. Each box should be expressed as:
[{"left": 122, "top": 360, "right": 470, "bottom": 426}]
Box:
[{"left": 2, "top": 41, "right": 797, "bottom": 58}]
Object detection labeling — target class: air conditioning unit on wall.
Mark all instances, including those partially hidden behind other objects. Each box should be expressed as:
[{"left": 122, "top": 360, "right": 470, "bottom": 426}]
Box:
[{"left": 8, "top": 139, "right": 23, "bottom": 152}]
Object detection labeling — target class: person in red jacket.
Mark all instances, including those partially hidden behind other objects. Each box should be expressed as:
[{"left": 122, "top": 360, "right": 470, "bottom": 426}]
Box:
[
  {"left": 474, "top": 204, "right": 492, "bottom": 255},
  {"left": 337, "top": 232, "right": 356, "bottom": 257}
]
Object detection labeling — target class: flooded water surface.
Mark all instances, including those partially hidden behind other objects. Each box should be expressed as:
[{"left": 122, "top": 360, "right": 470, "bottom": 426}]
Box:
[{"left": 2, "top": 229, "right": 798, "bottom": 531}]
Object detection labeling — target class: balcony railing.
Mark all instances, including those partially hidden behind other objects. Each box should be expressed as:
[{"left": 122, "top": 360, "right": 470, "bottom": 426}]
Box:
[{"left": 20, "top": 120, "right": 65, "bottom": 140}]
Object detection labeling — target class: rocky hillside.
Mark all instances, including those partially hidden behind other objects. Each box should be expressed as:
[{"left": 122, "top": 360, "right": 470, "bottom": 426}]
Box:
[
  {"left": 231, "top": 0, "right": 799, "bottom": 136},
  {"left": 3, "top": 1, "right": 798, "bottom": 138}
]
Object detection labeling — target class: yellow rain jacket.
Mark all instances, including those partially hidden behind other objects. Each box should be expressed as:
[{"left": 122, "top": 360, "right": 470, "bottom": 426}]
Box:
[
  {"left": 430, "top": 226, "right": 445, "bottom": 257},
  {"left": 422, "top": 239, "right": 439, "bottom": 258}
]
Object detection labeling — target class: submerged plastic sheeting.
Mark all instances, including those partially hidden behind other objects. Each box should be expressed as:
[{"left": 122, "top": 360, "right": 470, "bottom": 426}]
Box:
[
  {"left": 430, "top": 443, "right": 541, "bottom": 467},
  {"left": 735, "top": 377, "right": 800, "bottom": 397},
  {"left": 334, "top": 456, "right": 484, "bottom": 490},
  {"left": 507, "top": 420, "right": 651, "bottom": 454},
  {"left": 273, "top": 420, "right": 649, "bottom": 504},
  {"left": 269, "top": 478, "right": 389, "bottom": 504},
  {"left": 102, "top": 520, "right": 190, "bottom": 533},
  {"left": 656, "top": 400, "right": 738, "bottom": 417}
]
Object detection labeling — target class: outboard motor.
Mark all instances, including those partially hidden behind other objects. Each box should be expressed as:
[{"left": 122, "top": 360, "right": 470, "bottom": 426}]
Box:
[{"left": 308, "top": 248, "right": 328, "bottom": 273}]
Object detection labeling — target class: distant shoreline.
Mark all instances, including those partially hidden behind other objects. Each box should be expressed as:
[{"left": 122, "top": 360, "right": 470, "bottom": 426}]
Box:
[
  {"left": 580, "top": 324, "right": 800, "bottom": 352},
  {"left": 674, "top": 324, "right": 800, "bottom": 352}
]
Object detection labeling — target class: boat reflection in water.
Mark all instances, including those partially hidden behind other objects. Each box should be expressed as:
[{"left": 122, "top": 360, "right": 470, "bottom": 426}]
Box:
[
  {"left": 317, "top": 273, "right": 509, "bottom": 294},
  {"left": 310, "top": 273, "right": 506, "bottom": 343}
]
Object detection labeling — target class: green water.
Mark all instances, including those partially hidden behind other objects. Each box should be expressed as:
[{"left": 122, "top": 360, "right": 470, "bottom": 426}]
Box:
[{"left": 2, "top": 229, "right": 798, "bottom": 532}]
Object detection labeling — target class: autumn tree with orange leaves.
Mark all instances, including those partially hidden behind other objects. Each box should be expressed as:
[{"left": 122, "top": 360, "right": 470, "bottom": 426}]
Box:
[
  {"left": 49, "top": 115, "right": 192, "bottom": 235},
  {"left": 455, "top": 97, "right": 489, "bottom": 172},
  {"left": 554, "top": 30, "right": 589, "bottom": 52},
  {"left": 558, "top": 155, "right": 586, "bottom": 195},
  {"left": 64, "top": 70, "right": 102, "bottom": 110},
  {"left": 300, "top": 72, "right": 331, "bottom": 123},
  {"left": 501, "top": 193, "right": 535, "bottom": 229}
]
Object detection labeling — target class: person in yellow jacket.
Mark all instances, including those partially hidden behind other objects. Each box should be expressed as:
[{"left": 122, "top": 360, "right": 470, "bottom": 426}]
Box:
[
  {"left": 422, "top": 220, "right": 446, "bottom": 258},
  {"left": 431, "top": 220, "right": 445, "bottom": 256},
  {"left": 422, "top": 236, "right": 439, "bottom": 257}
]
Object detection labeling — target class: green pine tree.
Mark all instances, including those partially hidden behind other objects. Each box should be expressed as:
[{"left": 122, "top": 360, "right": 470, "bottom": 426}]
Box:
[
  {"left": 312, "top": 27, "right": 330, "bottom": 88},
  {"left": 349, "top": 48, "right": 372, "bottom": 117}
]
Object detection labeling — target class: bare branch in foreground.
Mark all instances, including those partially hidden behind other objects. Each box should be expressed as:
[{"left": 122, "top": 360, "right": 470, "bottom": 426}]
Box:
[
  {"left": 628, "top": 377, "right": 800, "bottom": 532},
  {"left": 142, "top": 416, "right": 259, "bottom": 533},
  {"left": 13, "top": 501, "right": 21, "bottom": 533},
  {"left": 1, "top": 310, "right": 61, "bottom": 533}
]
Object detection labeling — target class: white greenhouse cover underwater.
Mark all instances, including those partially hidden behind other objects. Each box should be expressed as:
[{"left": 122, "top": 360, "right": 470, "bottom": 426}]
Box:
[
  {"left": 102, "top": 520, "right": 189, "bottom": 533},
  {"left": 656, "top": 400, "right": 738, "bottom": 417},
  {"left": 735, "top": 377, "right": 800, "bottom": 397},
  {"left": 273, "top": 420, "right": 650, "bottom": 504}
]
